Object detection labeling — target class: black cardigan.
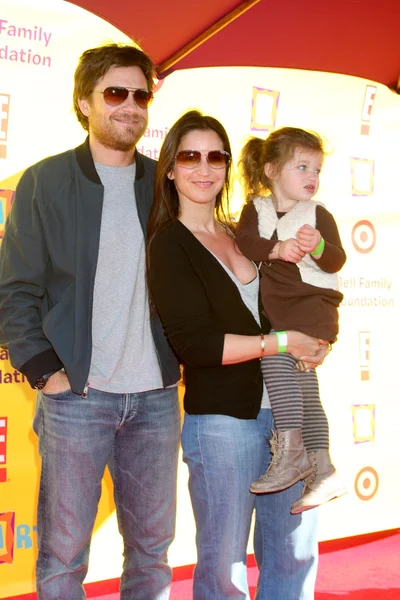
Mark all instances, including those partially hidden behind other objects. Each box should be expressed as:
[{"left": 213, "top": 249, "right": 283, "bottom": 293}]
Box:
[{"left": 149, "top": 220, "right": 270, "bottom": 419}]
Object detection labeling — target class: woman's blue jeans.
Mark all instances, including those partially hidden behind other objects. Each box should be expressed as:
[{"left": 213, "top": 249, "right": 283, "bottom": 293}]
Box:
[
  {"left": 181, "top": 408, "right": 318, "bottom": 600},
  {"left": 33, "top": 385, "right": 181, "bottom": 600}
]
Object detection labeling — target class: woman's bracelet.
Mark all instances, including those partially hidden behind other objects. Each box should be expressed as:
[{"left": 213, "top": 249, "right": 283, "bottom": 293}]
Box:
[
  {"left": 260, "top": 333, "right": 265, "bottom": 358},
  {"left": 276, "top": 331, "right": 288, "bottom": 353},
  {"left": 310, "top": 236, "right": 325, "bottom": 257}
]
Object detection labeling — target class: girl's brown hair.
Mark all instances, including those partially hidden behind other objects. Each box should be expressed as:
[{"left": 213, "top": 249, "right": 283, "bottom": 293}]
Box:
[{"left": 239, "top": 127, "right": 325, "bottom": 201}]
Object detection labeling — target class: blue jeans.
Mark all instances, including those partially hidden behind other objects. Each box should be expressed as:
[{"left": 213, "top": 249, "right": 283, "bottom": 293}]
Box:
[
  {"left": 254, "top": 410, "right": 319, "bottom": 600},
  {"left": 33, "top": 385, "right": 180, "bottom": 600},
  {"left": 181, "top": 408, "right": 318, "bottom": 600}
]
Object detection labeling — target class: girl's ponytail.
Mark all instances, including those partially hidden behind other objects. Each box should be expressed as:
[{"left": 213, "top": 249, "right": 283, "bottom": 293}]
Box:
[{"left": 238, "top": 137, "right": 269, "bottom": 202}]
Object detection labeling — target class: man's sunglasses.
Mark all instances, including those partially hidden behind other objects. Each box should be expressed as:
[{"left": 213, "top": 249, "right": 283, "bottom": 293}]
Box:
[
  {"left": 175, "top": 150, "right": 231, "bottom": 169},
  {"left": 97, "top": 86, "right": 154, "bottom": 109}
]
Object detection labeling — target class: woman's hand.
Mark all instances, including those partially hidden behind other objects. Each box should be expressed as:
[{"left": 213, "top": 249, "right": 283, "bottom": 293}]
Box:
[
  {"left": 296, "top": 343, "right": 330, "bottom": 371},
  {"left": 286, "top": 331, "right": 328, "bottom": 364}
]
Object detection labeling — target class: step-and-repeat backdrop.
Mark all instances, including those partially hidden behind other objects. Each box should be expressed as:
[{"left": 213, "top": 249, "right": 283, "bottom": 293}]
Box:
[{"left": 1, "top": 0, "right": 400, "bottom": 596}]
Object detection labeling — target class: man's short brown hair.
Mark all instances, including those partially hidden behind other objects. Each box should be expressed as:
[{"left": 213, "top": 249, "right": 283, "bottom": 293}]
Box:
[{"left": 73, "top": 43, "right": 155, "bottom": 131}]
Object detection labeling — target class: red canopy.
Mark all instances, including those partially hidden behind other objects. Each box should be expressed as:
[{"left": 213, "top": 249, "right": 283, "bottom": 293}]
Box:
[{"left": 68, "top": 0, "right": 400, "bottom": 90}]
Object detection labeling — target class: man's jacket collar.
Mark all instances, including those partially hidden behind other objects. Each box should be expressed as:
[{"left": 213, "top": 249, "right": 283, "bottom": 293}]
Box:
[{"left": 75, "top": 136, "right": 145, "bottom": 184}]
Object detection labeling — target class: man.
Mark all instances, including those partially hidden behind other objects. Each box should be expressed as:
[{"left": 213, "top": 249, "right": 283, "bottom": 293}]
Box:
[{"left": 0, "top": 44, "right": 180, "bottom": 600}]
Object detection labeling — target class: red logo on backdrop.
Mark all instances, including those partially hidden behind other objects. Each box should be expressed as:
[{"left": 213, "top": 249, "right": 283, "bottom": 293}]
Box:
[
  {"left": 0, "top": 417, "right": 7, "bottom": 483},
  {"left": 0, "top": 189, "right": 15, "bottom": 240},
  {"left": 359, "top": 331, "right": 370, "bottom": 381},
  {"left": 0, "top": 93, "right": 10, "bottom": 160},
  {"left": 351, "top": 220, "right": 376, "bottom": 254},
  {"left": 360, "top": 85, "right": 377, "bottom": 136},
  {"left": 354, "top": 466, "right": 379, "bottom": 501}
]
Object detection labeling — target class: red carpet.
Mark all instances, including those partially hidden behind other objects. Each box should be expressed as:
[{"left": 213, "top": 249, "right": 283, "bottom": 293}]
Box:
[
  {"left": 90, "top": 529, "right": 400, "bottom": 599},
  {"left": 10, "top": 529, "right": 400, "bottom": 600},
  {"left": 314, "top": 529, "right": 400, "bottom": 599}
]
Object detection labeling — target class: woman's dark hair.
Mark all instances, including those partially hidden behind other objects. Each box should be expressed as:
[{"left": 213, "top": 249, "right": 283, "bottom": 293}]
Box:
[
  {"left": 73, "top": 43, "right": 155, "bottom": 131},
  {"left": 239, "top": 127, "right": 325, "bottom": 201},
  {"left": 147, "top": 109, "right": 233, "bottom": 252}
]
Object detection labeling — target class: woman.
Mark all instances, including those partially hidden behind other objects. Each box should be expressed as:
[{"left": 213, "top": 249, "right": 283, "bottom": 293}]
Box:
[{"left": 147, "top": 110, "right": 325, "bottom": 599}]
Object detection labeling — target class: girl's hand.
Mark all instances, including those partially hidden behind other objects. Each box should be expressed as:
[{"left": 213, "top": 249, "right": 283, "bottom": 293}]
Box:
[
  {"left": 278, "top": 238, "right": 306, "bottom": 263},
  {"left": 297, "top": 224, "right": 321, "bottom": 254}
]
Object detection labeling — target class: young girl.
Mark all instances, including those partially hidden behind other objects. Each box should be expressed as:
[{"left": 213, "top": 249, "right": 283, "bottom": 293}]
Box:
[{"left": 236, "top": 127, "right": 347, "bottom": 514}]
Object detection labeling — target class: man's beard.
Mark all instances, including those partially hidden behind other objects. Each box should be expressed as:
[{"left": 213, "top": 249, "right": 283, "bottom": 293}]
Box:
[{"left": 91, "top": 112, "right": 148, "bottom": 152}]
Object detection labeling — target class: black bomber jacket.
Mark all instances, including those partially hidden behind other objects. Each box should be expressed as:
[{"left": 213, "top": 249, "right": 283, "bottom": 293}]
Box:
[{"left": 0, "top": 137, "right": 180, "bottom": 393}]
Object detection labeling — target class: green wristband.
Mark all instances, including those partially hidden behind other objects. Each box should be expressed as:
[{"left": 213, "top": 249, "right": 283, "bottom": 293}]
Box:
[
  {"left": 310, "top": 236, "right": 325, "bottom": 257},
  {"left": 276, "top": 331, "right": 288, "bottom": 353}
]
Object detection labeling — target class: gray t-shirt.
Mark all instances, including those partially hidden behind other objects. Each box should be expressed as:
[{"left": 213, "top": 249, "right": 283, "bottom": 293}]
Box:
[{"left": 88, "top": 162, "right": 162, "bottom": 393}]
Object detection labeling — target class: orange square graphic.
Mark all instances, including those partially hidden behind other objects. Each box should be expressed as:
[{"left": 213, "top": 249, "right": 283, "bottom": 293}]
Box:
[
  {"left": 0, "top": 189, "right": 15, "bottom": 239},
  {"left": 0, "top": 512, "right": 15, "bottom": 564},
  {"left": 359, "top": 331, "right": 370, "bottom": 380},
  {"left": 352, "top": 404, "right": 375, "bottom": 444},
  {"left": 0, "top": 94, "right": 10, "bottom": 142},
  {"left": 351, "top": 157, "right": 374, "bottom": 196},
  {"left": 0, "top": 145, "right": 6, "bottom": 159},
  {"left": 250, "top": 87, "right": 280, "bottom": 133}
]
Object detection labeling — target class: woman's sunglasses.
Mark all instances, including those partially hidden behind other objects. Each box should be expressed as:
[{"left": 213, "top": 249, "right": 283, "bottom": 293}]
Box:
[
  {"left": 175, "top": 150, "right": 231, "bottom": 169},
  {"left": 97, "top": 86, "right": 154, "bottom": 109}
]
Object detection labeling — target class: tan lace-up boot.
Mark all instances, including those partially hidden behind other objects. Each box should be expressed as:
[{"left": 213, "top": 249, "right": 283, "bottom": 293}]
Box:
[
  {"left": 291, "top": 449, "right": 348, "bottom": 514},
  {"left": 250, "top": 429, "right": 313, "bottom": 494}
]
